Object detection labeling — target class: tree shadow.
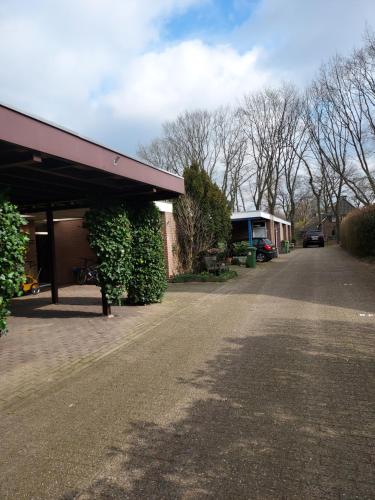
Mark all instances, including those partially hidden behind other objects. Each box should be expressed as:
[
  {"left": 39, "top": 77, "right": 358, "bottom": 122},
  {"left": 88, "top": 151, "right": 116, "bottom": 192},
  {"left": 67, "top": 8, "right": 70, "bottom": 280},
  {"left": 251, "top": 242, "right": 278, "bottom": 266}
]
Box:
[{"left": 62, "top": 318, "right": 375, "bottom": 499}]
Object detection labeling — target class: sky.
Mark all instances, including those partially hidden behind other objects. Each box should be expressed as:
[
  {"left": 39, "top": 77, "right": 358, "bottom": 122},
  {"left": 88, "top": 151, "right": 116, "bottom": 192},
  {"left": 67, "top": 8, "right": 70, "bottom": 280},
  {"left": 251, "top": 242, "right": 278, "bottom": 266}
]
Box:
[{"left": 1, "top": 0, "right": 375, "bottom": 157}]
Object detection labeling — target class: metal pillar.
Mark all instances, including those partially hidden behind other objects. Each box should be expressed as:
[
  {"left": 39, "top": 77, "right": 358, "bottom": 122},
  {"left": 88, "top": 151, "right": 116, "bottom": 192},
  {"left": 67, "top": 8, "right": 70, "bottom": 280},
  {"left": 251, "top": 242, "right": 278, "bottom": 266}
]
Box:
[
  {"left": 46, "top": 206, "right": 58, "bottom": 304},
  {"left": 247, "top": 219, "right": 253, "bottom": 246}
]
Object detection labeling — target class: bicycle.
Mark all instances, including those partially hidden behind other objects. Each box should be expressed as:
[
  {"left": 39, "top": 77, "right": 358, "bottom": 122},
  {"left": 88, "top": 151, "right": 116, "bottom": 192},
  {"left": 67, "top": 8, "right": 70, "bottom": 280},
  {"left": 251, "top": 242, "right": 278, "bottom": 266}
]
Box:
[{"left": 75, "top": 258, "right": 99, "bottom": 285}]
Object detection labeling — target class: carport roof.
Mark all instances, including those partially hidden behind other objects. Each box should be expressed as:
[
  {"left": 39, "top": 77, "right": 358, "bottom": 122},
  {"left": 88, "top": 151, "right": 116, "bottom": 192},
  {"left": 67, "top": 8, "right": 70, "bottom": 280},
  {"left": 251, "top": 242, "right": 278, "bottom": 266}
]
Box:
[
  {"left": 231, "top": 210, "right": 291, "bottom": 226},
  {"left": 0, "top": 104, "right": 184, "bottom": 211}
]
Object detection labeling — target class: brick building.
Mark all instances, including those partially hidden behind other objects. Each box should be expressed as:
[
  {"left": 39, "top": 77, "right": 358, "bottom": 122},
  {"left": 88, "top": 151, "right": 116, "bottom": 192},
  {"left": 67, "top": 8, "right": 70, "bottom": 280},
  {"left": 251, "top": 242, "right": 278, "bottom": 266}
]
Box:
[
  {"left": 23, "top": 201, "right": 179, "bottom": 288},
  {"left": 231, "top": 211, "right": 292, "bottom": 250},
  {"left": 0, "top": 104, "right": 184, "bottom": 313}
]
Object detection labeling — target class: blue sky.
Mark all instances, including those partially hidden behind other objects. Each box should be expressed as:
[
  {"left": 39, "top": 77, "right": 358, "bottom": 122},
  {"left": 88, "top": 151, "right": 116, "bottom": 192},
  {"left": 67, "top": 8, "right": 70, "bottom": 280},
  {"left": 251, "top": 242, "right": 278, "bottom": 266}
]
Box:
[
  {"left": 164, "top": 0, "right": 259, "bottom": 43},
  {"left": 1, "top": 0, "right": 375, "bottom": 155}
]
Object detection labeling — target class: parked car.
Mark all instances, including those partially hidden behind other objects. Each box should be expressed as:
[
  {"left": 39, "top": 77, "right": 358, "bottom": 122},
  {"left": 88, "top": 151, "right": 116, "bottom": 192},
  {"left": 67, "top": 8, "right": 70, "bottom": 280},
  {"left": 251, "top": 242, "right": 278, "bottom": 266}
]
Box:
[
  {"left": 303, "top": 230, "right": 325, "bottom": 248},
  {"left": 252, "top": 237, "right": 277, "bottom": 262}
]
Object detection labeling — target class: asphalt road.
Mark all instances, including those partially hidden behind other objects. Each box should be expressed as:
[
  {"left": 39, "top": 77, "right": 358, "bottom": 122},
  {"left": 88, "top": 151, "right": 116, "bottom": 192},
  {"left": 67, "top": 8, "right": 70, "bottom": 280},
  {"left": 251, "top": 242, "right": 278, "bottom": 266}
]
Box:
[{"left": 1, "top": 245, "right": 374, "bottom": 499}]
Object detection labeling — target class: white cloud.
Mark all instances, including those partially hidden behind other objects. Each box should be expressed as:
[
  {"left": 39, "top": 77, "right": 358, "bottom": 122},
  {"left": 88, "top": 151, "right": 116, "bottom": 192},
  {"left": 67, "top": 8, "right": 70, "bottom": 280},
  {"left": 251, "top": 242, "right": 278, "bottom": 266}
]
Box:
[
  {"left": 234, "top": 0, "right": 375, "bottom": 83},
  {"left": 1, "top": 0, "right": 375, "bottom": 154},
  {"left": 0, "top": 1, "right": 272, "bottom": 153},
  {"left": 105, "top": 40, "right": 271, "bottom": 123},
  {"left": 0, "top": 0, "right": 204, "bottom": 128}
]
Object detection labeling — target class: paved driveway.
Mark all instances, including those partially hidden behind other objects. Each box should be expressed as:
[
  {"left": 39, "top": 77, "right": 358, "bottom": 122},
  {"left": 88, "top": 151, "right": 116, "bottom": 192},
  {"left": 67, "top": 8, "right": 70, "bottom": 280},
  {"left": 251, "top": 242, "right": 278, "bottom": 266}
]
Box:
[
  {"left": 1, "top": 285, "right": 183, "bottom": 408},
  {"left": 0, "top": 246, "right": 374, "bottom": 499}
]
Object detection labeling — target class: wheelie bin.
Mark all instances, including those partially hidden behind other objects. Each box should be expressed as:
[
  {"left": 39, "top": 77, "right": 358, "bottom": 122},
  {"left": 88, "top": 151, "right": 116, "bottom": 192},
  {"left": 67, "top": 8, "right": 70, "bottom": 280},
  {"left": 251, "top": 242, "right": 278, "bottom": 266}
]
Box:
[
  {"left": 281, "top": 240, "right": 290, "bottom": 253},
  {"left": 246, "top": 247, "right": 257, "bottom": 268}
]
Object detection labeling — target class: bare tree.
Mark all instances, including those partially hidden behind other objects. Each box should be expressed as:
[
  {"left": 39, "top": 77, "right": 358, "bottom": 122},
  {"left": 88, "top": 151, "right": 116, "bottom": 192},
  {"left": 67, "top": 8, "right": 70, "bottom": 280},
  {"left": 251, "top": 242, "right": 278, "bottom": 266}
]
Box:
[
  {"left": 294, "top": 190, "right": 319, "bottom": 230},
  {"left": 139, "top": 107, "right": 252, "bottom": 209},
  {"left": 216, "top": 106, "right": 250, "bottom": 210},
  {"left": 241, "top": 89, "right": 275, "bottom": 210},
  {"left": 278, "top": 90, "right": 309, "bottom": 237},
  {"left": 317, "top": 51, "right": 375, "bottom": 202},
  {"left": 138, "top": 137, "right": 183, "bottom": 175},
  {"left": 240, "top": 86, "right": 299, "bottom": 214},
  {"left": 138, "top": 110, "right": 221, "bottom": 179},
  {"left": 138, "top": 29, "right": 375, "bottom": 221},
  {"left": 304, "top": 80, "right": 349, "bottom": 239}
]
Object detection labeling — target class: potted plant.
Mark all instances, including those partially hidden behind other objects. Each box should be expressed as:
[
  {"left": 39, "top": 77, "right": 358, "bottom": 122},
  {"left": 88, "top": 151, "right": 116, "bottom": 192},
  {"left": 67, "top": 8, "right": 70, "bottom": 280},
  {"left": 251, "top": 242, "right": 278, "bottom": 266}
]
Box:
[{"left": 232, "top": 241, "right": 250, "bottom": 265}]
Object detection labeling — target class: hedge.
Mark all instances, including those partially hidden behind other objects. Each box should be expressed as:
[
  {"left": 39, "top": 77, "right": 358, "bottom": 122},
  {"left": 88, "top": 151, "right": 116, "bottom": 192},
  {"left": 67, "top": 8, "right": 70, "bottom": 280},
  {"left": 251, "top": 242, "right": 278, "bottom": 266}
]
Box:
[
  {"left": 0, "top": 197, "right": 29, "bottom": 335},
  {"left": 340, "top": 204, "right": 375, "bottom": 258},
  {"left": 84, "top": 204, "right": 133, "bottom": 305},
  {"left": 127, "top": 202, "right": 167, "bottom": 304}
]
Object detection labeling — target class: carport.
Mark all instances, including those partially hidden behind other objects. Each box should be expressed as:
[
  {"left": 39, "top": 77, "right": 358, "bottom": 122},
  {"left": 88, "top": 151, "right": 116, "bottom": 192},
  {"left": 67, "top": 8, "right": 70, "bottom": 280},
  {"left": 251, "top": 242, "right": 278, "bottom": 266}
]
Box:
[
  {"left": 231, "top": 211, "right": 291, "bottom": 249},
  {"left": 0, "top": 104, "right": 184, "bottom": 315}
]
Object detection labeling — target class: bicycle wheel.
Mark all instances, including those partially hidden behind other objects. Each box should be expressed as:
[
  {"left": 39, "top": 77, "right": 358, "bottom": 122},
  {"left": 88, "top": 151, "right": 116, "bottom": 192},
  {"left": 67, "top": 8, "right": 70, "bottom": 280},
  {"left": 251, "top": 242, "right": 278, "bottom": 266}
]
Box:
[{"left": 77, "top": 269, "right": 87, "bottom": 285}]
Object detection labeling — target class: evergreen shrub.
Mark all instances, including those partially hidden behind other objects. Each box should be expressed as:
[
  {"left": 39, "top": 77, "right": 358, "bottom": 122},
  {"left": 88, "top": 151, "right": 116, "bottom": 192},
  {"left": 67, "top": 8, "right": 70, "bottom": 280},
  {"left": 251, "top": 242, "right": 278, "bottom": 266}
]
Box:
[
  {"left": 233, "top": 241, "right": 250, "bottom": 256},
  {"left": 0, "top": 197, "right": 29, "bottom": 335},
  {"left": 127, "top": 202, "right": 167, "bottom": 304},
  {"left": 183, "top": 162, "right": 232, "bottom": 244},
  {"left": 84, "top": 204, "right": 132, "bottom": 305},
  {"left": 174, "top": 162, "right": 232, "bottom": 272}
]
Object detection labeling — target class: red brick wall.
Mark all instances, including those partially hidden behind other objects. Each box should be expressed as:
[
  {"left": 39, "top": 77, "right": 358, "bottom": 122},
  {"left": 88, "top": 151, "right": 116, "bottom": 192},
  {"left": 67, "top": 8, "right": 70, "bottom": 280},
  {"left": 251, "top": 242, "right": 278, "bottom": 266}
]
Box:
[
  {"left": 54, "top": 219, "right": 96, "bottom": 285},
  {"left": 53, "top": 211, "right": 181, "bottom": 284},
  {"left": 265, "top": 220, "right": 273, "bottom": 242}
]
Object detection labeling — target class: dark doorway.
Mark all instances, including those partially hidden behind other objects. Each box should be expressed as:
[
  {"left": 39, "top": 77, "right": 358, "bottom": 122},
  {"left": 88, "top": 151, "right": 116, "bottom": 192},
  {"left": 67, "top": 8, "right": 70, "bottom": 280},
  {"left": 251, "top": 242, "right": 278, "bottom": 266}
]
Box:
[{"left": 36, "top": 234, "right": 51, "bottom": 284}]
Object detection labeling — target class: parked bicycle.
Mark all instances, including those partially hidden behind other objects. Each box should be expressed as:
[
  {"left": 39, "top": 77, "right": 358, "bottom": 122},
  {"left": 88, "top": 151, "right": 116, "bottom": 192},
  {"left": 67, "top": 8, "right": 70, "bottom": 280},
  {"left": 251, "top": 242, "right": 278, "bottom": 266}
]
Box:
[{"left": 75, "top": 258, "right": 99, "bottom": 285}]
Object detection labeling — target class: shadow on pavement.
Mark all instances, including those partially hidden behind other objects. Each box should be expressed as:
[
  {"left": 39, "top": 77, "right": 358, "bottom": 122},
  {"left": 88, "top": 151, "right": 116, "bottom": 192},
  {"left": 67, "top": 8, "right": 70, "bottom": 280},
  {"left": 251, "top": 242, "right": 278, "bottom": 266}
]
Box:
[
  {"left": 10, "top": 296, "right": 102, "bottom": 318},
  {"left": 62, "top": 318, "right": 375, "bottom": 499}
]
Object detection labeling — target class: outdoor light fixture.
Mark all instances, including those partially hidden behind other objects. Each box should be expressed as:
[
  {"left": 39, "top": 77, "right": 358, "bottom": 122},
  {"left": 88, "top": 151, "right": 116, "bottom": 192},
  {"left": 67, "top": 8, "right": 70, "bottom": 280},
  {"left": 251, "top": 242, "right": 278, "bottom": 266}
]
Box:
[
  {"left": 32, "top": 153, "right": 42, "bottom": 163},
  {"left": 40, "top": 217, "right": 83, "bottom": 223},
  {"left": 52, "top": 217, "right": 82, "bottom": 222}
]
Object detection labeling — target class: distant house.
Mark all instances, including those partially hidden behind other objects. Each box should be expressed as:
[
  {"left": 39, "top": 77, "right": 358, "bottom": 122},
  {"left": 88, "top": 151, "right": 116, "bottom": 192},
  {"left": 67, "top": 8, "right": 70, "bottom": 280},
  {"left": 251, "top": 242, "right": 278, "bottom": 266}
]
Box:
[{"left": 320, "top": 197, "right": 355, "bottom": 240}]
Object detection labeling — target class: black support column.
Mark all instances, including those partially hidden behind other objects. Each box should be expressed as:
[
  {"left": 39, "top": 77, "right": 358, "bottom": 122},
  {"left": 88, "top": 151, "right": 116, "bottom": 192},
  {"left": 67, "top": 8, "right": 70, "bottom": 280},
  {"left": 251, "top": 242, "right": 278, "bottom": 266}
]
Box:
[{"left": 46, "top": 206, "right": 58, "bottom": 304}]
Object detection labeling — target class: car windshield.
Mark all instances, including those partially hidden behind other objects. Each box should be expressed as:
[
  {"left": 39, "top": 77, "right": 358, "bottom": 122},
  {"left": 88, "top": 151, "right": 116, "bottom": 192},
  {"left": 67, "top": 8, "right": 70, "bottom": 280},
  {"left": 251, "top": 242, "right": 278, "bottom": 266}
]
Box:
[
  {"left": 307, "top": 231, "right": 321, "bottom": 235},
  {"left": 263, "top": 239, "right": 273, "bottom": 245}
]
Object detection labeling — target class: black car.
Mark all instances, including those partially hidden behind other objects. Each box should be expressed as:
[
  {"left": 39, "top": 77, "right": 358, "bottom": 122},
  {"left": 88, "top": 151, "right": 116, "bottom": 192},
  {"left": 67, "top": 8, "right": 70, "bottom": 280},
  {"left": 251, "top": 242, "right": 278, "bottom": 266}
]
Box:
[
  {"left": 303, "top": 230, "right": 325, "bottom": 247},
  {"left": 252, "top": 237, "right": 277, "bottom": 262}
]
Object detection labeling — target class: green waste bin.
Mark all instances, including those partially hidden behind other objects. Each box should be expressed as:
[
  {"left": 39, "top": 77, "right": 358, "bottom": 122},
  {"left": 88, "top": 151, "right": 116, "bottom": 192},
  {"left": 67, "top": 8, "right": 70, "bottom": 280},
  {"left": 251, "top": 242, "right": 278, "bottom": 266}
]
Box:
[
  {"left": 246, "top": 247, "right": 257, "bottom": 268},
  {"left": 281, "top": 240, "right": 289, "bottom": 254}
]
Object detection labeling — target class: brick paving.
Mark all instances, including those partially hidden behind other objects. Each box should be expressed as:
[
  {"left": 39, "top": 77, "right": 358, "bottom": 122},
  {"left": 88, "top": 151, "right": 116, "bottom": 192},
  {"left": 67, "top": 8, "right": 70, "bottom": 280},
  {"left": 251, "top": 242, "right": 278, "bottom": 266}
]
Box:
[
  {"left": 1, "top": 247, "right": 375, "bottom": 499},
  {"left": 0, "top": 284, "right": 197, "bottom": 409}
]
